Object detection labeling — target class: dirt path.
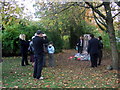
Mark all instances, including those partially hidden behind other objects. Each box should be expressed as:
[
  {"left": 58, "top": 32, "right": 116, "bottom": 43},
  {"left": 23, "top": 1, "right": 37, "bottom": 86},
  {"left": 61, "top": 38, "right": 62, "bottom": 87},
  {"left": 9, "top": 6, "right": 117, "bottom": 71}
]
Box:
[{"left": 54, "top": 49, "right": 112, "bottom": 70}]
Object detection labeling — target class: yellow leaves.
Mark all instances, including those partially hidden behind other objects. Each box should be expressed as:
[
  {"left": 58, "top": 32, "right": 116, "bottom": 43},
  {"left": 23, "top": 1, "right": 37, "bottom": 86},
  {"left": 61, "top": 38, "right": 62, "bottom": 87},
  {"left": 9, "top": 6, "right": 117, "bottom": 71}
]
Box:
[
  {"left": 61, "top": 74, "right": 64, "bottom": 76},
  {"left": 55, "top": 14, "right": 58, "bottom": 16},
  {"left": 59, "top": 22, "right": 63, "bottom": 25},
  {"left": 59, "top": 28, "right": 62, "bottom": 31}
]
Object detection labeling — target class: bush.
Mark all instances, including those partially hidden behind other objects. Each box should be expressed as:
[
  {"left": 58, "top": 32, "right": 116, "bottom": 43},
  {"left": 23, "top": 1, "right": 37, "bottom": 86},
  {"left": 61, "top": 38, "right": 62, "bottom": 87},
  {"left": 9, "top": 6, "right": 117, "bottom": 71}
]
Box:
[
  {"left": 2, "top": 22, "right": 45, "bottom": 56},
  {"left": 63, "top": 35, "right": 70, "bottom": 49},
  {"left": 2, "top": 25, "right": 21, "bottom": 56},
  {"left": 2, "top": 22, "right": 64, "bottom": 56},
  {"left": 46, "top": 30, "right": 63, "bottom": 53}
]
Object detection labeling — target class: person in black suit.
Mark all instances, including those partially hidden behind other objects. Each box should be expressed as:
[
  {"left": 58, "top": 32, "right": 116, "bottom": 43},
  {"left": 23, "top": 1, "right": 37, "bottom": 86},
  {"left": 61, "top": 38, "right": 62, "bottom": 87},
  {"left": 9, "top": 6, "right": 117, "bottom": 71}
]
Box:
[
  {"left": 19, "top": 34, "right": 29, "bottom": 66},
  {"left": 77, "top": 36, "right": 84, "bottom": 54},
  {"left": 87, "top": 34, "right": 100, "bottom": 67},
  {"left": 98, "top": 36, "right": 103, "bottom": 65},
  {"left": 33, "top": 30, "right": 48, "bottom": 80}
]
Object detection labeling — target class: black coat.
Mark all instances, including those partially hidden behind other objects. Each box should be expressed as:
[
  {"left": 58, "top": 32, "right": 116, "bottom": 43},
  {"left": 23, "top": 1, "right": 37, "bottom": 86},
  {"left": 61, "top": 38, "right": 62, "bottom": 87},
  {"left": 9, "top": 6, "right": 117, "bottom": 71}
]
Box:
[
  {"left": 33, "top": 36, "right": 48, "bottom": 55},
  {"left": 77, "top": 39, "right": 84, "bottom": 47},
  {"left": 20, "top": 39, "right": 29, "bottom": 54},
  {"left": 87, "top": 38, "right": 100, "bottom": 54}
]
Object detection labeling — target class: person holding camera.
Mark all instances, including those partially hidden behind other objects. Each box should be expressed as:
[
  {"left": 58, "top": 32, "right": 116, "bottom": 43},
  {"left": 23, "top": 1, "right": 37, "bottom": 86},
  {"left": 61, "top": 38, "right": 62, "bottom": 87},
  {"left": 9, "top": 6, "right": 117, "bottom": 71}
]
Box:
[{"left": 32, "top": 30, "right": 48, "bottom": 80}]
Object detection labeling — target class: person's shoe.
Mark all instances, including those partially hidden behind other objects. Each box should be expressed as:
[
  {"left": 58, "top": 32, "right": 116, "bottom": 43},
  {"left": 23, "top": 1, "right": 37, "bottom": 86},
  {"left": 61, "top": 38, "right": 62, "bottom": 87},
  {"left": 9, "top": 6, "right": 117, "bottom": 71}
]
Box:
[
  {"left": 91, "top": 66, "right": 94, "bottom": 68},
  {"left": 43, "top": 65, "right": 47, "bottom": 67},
  {"left": 98, "top": 64, "right": 100, "bottom": 65},
  {"left": 37, "top": 76, "right": 44, "bottom": 80},
  {"left": 22, "top": 65, "right": 25, "bottom": 66},
  {"left": 26, "top": 64, "right": 30, "bottom": 65}
]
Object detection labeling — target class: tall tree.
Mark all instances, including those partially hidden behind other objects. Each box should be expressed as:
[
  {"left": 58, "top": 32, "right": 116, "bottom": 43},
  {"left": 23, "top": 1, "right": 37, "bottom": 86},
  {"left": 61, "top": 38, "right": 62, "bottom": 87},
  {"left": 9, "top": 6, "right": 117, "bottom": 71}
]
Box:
[
  {"left": 0, "top": 0, "right": 32, "bottom": 28},
  {"left": 84, "top": 1, "right": 119, "bottom": 70}
]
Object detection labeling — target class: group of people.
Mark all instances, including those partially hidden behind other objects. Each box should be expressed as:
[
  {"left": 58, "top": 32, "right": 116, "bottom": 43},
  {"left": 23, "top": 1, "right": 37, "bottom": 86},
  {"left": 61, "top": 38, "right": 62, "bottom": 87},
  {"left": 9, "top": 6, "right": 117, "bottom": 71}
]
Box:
[
  {"left": 19, "top": 31, "right": 103, "bottom": 80},
  {"left": 19, "top": 30, "right": 55, "bottom": 80},
  {"left": 76, "top": 34, "right": 103, "bottom": 67}
]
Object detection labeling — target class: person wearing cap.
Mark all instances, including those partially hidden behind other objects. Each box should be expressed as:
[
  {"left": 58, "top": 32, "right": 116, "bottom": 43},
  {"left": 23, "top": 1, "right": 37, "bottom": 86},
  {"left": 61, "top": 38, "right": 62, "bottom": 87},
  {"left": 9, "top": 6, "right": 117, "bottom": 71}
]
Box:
[{"left": 32, "top": 30, "right": 48, "bottom": 80}]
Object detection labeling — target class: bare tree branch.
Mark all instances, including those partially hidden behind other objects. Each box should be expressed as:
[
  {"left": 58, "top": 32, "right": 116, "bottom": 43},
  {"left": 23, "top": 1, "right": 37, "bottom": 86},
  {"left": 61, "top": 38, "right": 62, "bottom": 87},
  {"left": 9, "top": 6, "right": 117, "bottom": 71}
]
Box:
[
  {"left": 93, "top": 11, "right": 108, "bottom": 32},
  {"left": 94, "top": 3, "right": 104, "bottom": 8},
  {"left": 112, "top": 12, "right": 120, "bottom": 18},
  {"left": 99, "top": 17, "right": 108, "bottom": 27},
  {"left": 56, "top": 4, "right": 73, "bottom": 14},
  {"left": 85, "top": 2, "right": 106, "bottom": 20},
  {"left": 115, "top": 1, "right": 120, "bottom": 7}
]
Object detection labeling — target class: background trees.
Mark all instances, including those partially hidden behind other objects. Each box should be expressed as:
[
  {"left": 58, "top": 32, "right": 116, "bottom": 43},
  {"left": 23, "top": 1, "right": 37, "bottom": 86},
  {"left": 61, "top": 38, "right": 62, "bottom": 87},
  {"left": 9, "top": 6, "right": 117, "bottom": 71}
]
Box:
[
  {"left": 84, "top": 2, "right": 120, "bottom": 70},
  {"left": 1, "top": 1, "right": 120, "bottom": 70}
]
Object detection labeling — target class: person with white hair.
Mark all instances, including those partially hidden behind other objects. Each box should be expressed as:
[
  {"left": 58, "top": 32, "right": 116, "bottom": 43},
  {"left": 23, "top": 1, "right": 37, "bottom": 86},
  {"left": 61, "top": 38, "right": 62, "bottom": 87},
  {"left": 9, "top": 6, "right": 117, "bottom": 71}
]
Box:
[
  {"left": 19, "top": 34, "right": 29, "bottom": 66},
  {"left": 28, "top": 33, "right": 37, "bottom": 65},
  {"left": 42, "top": 33, "right": 48, "bottom": 67}
]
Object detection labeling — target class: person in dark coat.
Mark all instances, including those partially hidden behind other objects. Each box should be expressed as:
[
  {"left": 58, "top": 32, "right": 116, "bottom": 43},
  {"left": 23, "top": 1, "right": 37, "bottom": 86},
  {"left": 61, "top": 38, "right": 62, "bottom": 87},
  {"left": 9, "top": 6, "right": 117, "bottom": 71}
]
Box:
[
  {"left": 28, "top": 40, "right": 34, "bottom": 63},
  {"left": 33, "top": 30, "right": 48, "bottom": 80},
  {"left": 77, "top": 36, "right": 84, "bottom": 54},
  {"left": 42, "top": 33, "right": 48, "bottom": 67},
  {"left": 98, "top": 36, "right": 103, "bottom": 65},
  {"left": 87, "top": 34, "right": 100, "bottom": 67},
  {"left": 19, "top": 34, "right": 29, "bottom": 66}
]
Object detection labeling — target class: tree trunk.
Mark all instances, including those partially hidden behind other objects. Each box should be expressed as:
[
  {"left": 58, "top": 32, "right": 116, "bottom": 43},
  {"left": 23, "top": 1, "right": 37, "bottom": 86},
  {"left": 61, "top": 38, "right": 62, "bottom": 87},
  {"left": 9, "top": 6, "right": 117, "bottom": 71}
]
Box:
[{"left": 104, "top": 2, "right": 119, "bottom": 70}]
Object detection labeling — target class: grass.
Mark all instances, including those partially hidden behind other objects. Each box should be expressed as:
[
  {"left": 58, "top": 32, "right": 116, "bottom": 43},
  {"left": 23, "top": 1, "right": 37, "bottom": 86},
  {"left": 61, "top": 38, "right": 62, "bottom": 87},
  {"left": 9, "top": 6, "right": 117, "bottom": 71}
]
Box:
[{"left": 2, "top": 50, "right": 120, "bottom": 88}]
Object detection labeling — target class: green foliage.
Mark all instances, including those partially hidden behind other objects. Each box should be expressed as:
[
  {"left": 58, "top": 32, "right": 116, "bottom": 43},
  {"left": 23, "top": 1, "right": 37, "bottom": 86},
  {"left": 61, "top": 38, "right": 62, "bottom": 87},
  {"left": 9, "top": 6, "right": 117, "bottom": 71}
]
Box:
[
  {"left": 93, "top": 30, "right": 112, "bottom": 50},
  {"left": 63, "top": 35, "right": 70, "bottom": 49},
  {"left": 2, "top": 21, "right": 45, "bottom": 56},
  {"left": 2, "top": 25, "right": 21, "bottom": 56},
  {"left": 46, "top": 30, "right": 63, "bottom": 53},
  {"left": 93, "top": 29, "right": 120, "bottom": 52},
  {"left": 2, "top": 19, "right": 64, "bottom": 56}
]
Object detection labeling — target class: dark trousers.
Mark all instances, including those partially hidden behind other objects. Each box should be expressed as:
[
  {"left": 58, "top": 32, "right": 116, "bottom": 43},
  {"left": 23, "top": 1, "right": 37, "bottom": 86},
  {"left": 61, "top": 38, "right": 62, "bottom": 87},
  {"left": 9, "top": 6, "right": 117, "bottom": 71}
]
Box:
[
  {"left": 30, "top": 54, "right": 34, "bottom": 62},
  {"left": 90, "top": 53, "right": 98, "bottom": 67},
  {"left": 48, "top": 53, "right": 55, "bottom": 67},
  {"left": 78, "top": 46, "right": 83, "bottom": 53},
  {"left": 33, "top": 54, "right": 43, "bottom": 79},
  {"left": 43, "top": 53, "right": 46, "bottom": 66},
  {"left": 21, "top": 53, "right": 29, "bottom": 66},
  {"left": 98, "top": 50, "right": 102, "bottom": 65}
]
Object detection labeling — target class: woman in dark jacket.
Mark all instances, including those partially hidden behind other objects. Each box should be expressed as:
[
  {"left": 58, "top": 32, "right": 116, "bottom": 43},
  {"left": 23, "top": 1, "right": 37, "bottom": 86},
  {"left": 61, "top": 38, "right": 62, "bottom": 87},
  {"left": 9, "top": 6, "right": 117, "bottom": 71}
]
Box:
[
  {"left": 76, "top": 36, "right": 84, "bottom": 54},
  {"left": 98, "top": 36, "right": 103, "bottom": 65},
  {"left": 19, "top": 34, "right": 29, "bottom": 66}
]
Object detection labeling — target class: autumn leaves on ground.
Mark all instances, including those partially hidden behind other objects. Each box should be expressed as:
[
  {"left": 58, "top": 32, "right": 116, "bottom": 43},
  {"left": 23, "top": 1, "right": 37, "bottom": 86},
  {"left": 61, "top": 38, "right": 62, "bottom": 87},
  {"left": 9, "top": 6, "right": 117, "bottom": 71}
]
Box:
[{"left": 2, "top": 50, "right": 119, "bottom": 88}]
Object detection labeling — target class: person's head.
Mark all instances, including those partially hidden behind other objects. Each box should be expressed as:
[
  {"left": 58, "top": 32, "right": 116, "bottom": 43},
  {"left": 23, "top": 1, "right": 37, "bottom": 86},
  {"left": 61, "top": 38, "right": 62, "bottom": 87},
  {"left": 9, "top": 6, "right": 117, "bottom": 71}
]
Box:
[
  {"left": 34, "top": 33, "right": 37, "bottom": 36},
  {"left": 98, "top": 36, "right": 102, "bottom": 40},
  {"left": 36, "top": 30, "right": 43, "bottom": 37},
  {"left": 90, "top": 34, "right": 94, "bottom": 38},
  {"left": 19, "top": 34, "right": 26, "bottom": 40},
  {"left": 79, "top": 35, "right": 83, "bottom": 39},
  {"left": 49, "top": 41, "right": 53, "bottom": 45}
]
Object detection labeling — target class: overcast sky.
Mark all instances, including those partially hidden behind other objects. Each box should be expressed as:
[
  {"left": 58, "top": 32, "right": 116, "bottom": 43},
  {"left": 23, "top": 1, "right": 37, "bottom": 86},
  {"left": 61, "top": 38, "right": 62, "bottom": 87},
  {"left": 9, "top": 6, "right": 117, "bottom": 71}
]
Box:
[
  {"left": 15, "top": 0, "right": 39, "bottom": 20},
  {"left": 14, "top": 0, "right": 119, "bottom": 21}
]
